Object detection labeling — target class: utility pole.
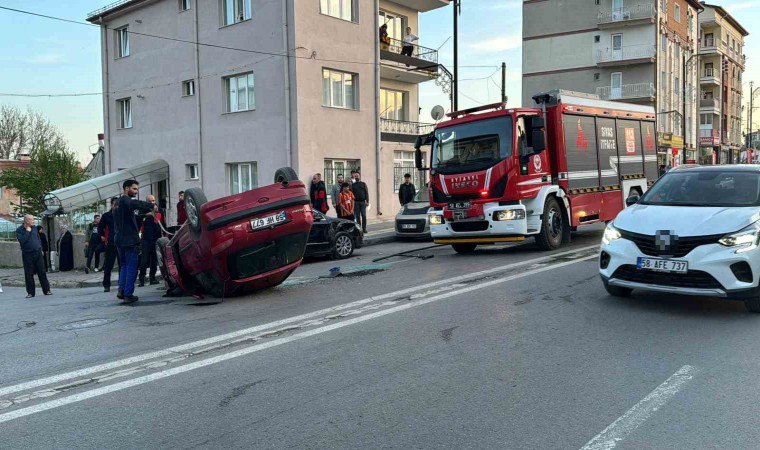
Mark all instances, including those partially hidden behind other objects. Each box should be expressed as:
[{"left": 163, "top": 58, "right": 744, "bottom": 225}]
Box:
[
  {"left": 453, "top": 0, "right": 460, "bottom": 111},
  {"left": 501, "top": 62, "right": 507, "bottom": 103}
]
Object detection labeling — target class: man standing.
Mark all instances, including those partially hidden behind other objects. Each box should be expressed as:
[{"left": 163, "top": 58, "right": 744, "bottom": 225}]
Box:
[
  {"left": 115, "top": 180, "right": 157, "bottom": 303},
  {"left": 401, "top": 27, "right": 419, "bottom": 57},
  {"left": 16, "top": 215, "right": 51, "bottom": 298},
  {"left": 84, "top": 214, "right": 103, "bottom": 274},
  {"left": 310, "top": 173, "right": 329, "bottom": 214},
  {"left": 177, "top": 191, "right": 187, "bottom": 226},
  {"left": 351, "top": 171, "right": 369, "bottom": 234},
  {"left": 331, "top": 174, "right": 345, "bottom": 215},
  {"left": 398, "top": 173, "right": 416, "bottom": 206},
  {"left": 98, "top": 197, "right": 119, "bottom": 293},
  {"left": 138, "top": 194, "right": 162, "bottom": 287}
]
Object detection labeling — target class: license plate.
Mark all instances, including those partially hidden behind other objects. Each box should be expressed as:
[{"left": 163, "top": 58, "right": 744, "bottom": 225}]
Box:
[
  {"left": 402, "top": 224, "right": 417, "bottom": 229},
  {"left": 453, "top": 211, "right": 467, "bottom": 220},
  {"left": 251, "top": 211, "right": 287, "bottom": 230},
  {"left": 448, "top": 201, "right": 471, "bottom": 210},
  {"left": 636, "top": 257, "right": 688, "bottom": 273}
]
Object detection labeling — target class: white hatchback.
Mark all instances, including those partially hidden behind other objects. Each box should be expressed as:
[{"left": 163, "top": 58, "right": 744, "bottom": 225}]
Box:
[{"left": 599, "top": 165, "right": 760, "bottom": 312}]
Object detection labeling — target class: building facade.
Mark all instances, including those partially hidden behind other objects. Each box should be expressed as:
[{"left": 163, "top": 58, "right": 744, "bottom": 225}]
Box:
[
  {"left": 522, "top": 0, "right": 701, "bottom": 167},
  {"left": 87, "top": 0, "right": 448, "bottom": 224},
  {"left": 697, "top": 3, "right": 747, "bottom": 165}
]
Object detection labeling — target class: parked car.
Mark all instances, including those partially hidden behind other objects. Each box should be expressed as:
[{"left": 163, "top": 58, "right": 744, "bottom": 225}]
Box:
[
  {"left": 395, "top": 189, "right": 431, "bottom": 238},
  {"left": 305, "top": 211, "right": 363, "bottom": 259},
  {"left": 599, "top": 165, "right": 760, "bottom": 312},
  {"left": 157, "top": 167, "right": 313, "bottom": 299}
]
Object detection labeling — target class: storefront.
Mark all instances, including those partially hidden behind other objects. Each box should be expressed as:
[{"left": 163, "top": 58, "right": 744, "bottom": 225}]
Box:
[{"left": 657, "top": 133, "right": 684, "bottom": 167}]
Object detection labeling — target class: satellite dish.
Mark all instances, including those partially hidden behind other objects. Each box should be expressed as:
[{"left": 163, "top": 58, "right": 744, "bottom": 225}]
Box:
[{"left": 431, "top": 105, "right": 445, "bottom": 121}]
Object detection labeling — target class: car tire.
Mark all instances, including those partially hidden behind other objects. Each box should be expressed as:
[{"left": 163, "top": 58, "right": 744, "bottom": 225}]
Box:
[
  {"left": 184, "top": 188, "right": 208, "bottom": 239},
  {"left": 452, "top": 243, "right": 477, "bottom": 254},
  {"left": 744, "top": 297, "right": 760, "bottom": 313},
  {"left": 333, "top": 232, "right": 354, "bottom": 259},
  {"left": 274, "top": 167, "right": 299, "bottom": 184},
  {"left": 535, "top": 196, "right": 563, "bottom": 251},
  {"left": 602, "top": 279, "right": 632, "bottom": 297}
]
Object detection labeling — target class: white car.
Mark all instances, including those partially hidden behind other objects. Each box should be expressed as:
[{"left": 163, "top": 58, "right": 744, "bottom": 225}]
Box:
[
  {"left": 395, "top": 190, "right": 431, "bottom": 238},
  {"left": 600, "top": 165, "right": 760, "bottom": 312}
]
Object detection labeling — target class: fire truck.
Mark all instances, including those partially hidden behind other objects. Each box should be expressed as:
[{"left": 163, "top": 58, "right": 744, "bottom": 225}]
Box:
[{"left": 414, "top": 90, "right": 658, "bottom": 253}]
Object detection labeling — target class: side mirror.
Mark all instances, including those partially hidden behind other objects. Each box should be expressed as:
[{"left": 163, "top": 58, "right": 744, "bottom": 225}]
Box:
[
  {"left": 626, "top": 194, "right": 640, "bottom": 207},
  {"left": 414, "top": 133, "right": 434, "bottom": 169}
]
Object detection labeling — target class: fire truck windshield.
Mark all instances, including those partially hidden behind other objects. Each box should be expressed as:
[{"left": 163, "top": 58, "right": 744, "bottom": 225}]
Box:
[{"left": 431, "top": 116, "right": 513, "bottom": 174}]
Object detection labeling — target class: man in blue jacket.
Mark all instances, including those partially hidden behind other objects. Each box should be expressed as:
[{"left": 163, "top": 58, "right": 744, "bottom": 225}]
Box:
[
  {"left": 16, "top": 214, "right": 51, "bottom": 298},
  {"left": 115, "top": 180, "right": 157, "bottom": 303}
]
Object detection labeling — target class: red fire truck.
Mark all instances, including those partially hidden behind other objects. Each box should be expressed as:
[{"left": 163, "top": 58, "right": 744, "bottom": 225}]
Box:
[{"left": 414, "top": 90, "right": 658, "bottom": 253}]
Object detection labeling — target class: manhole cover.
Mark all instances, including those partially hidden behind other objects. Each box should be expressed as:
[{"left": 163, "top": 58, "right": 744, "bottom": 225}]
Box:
[{"left": 57, "top": 318, "right": 116, "bottom": 331}]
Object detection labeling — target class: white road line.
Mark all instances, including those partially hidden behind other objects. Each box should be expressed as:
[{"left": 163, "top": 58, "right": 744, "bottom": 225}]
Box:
[
  {"left": 0, "top": 254, "right": 597, "bottom": 424},
  {"left": 0, "top": 244, "right": 599, "bottom": 399},
  {"left": 579, "top": 365, "right": 698, "bottom": 450}
]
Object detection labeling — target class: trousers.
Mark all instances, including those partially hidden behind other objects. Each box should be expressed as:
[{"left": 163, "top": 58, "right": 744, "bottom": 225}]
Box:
[
  {"left": 22, "top": 250, "right": 50, "bottom": 296},
  {"left": 139, "top": 239, "right": 158, "bottom": 283},
  {"left": 117, "top": 245, "right": 140, "bottom": 297}
]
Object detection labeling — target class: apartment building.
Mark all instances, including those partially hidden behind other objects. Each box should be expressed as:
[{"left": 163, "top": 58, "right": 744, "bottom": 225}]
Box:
[
  {"left": 86, "top": 0, "right": 448, "bottom": 223},
  {"left": 522, "top": 0, "right": 702, "bottom": 167},
  {"left": 697, "top": 3, "right": 747, "bottom": 165}
]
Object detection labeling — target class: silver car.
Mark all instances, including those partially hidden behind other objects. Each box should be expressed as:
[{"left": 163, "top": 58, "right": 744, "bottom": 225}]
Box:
[{"left": 395, "top": 190, "right": 431, "bottom": 238}]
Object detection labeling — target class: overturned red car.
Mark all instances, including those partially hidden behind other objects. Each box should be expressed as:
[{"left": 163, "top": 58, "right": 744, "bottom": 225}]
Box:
[{"left": 157, "top": 167, "right": 313, "bottom": 299}]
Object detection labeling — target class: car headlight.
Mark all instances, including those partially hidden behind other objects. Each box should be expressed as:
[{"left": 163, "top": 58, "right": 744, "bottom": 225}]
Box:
[
  {"left": 719, "top": 221, "right": 760, "bottom": 251},
  {"left": 429, "top": 214, "right": 444, "bottom": 225},
  {"left": 602, "top": 222, "right": 621, "bottom": 245},
  {"left": 495, "top": 209, "right": 526, "bottom": 221}
]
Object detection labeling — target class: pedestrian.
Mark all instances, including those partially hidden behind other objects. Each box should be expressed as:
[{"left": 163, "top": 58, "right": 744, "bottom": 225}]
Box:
[
  {"left": 37, "top": 225, "right": 49, "bottom": 272},
  {"left": 115, "top": 180, "right": 158, "bottom": 303},
  {"left": 98, "top": 197, "right": 119, "bottom": 293},
  {"left": 398, "top": 173, "right": 416, "bottom": 206},
  {"left": 177, "top": 191, "right": 187, "bottom": 226},
  {"left": 331, "top": 174, "right": 345, "bottom": 215},
  {"left": 16, "top": 215, "right": 51, "bottom": 298},
  {"left": 84, "top": 214, "right": 104, "bottom": 274},
  {"left": 350, "top": 171, "right": 369, "bottom": 233},
  {"left": 138, "top": 194, "right": 162, "bottom": 287},
  {"left": 401, "top": 27, "right": 418, "bottom": 57},
  {"left": 310, "top": 173, "right": 330, "bottom": 214},
  {"left": 57, "top": 225, "right": 74, "bottom": 272},
  {"left": 338, "top": 183, "right": 355, "bottom": 220}
]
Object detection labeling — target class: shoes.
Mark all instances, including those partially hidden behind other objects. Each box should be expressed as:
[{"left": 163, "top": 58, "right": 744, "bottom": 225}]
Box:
[
  {"left": 84, "top": 267, "right": 90, "bottom": 274},
  {"left": 149, "top": 279, "right": 160, "bottom": 285},
  {"left": 362, "top": 229, "right": 368, "bottom": 234},
  {"left": 138, "top": 281, "right": 145, "bottom": 287},
  {"left": 44, "top": 291, "right": 52, "bottom": 296},
  {"left": 123, "top": 295, "right": 139, "bottom": 304},
  {"left": 104, "top": 287, "right": 110, "bottom": 293},
  {"left": 94, "top": 268, "right": 100, "bottom": 273},
  {"left": 25, "top": 294, "right": 34, "bottom": 299},
  {"left": 117, "top": 289, "right": 124, "bottom": 300}
]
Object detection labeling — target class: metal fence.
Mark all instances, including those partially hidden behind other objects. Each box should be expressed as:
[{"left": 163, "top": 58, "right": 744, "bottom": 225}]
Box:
[{"left": 381, "top": 38, "right": 438, "bottom": 64}]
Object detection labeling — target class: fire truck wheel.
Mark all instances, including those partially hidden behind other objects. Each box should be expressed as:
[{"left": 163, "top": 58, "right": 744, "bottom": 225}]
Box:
[
  {"left": 535, "top": 196, "right": 563, "bottom": 251},
  {"left": 452, "top": 243, "right": 477, "bottom": 254}
]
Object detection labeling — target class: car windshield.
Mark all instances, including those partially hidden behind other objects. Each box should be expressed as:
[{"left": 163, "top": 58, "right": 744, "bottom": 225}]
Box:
[
  {"left": 431, "top": 116, "right": 513, "bottom": 174},
  {"left": 639, "top": 170, "right": 760, "bottom": 207},
  {"left": 413, "top": 189, "right": 429, "bottom": 203}
]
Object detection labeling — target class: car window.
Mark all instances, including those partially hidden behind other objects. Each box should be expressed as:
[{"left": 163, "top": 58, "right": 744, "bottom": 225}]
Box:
[
  {"left": 414, "top": 189, "right": 429, "bottom": 203},
  {"left": 640, "top": 170, "right": 760, "bottom": 207}
]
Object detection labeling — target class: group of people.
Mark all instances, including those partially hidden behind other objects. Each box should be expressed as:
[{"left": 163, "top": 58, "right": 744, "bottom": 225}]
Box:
[
  {"left": 309, "top": 170, "right": 369, "bottom": 234},
  {"left": 379, "top": 24, "right": 419, "bottom": 58}
]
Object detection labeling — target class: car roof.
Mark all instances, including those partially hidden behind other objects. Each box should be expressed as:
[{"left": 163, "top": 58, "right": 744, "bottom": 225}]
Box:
[{"left": 669, "top": 164, "right": 760, "bottom": 173}]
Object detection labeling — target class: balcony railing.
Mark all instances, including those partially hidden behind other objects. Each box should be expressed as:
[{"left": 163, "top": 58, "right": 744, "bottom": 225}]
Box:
[
  {"left": 380, "top": 38, "right": 438, "bottom": 64},
  {"left": 595, "top": 44, "right": 656, "bottom": 64},
  {"left": 597, "top": 3, "right": 656, "bottom": 25},
  {"left": 87, "top": 0, "right": 132, "bottom": 18},
  {"left": 380, "top": 118, "right": 435, "bottom": 135},
  {"left": 596, "top": 82, "right": 654, "bottom": 100},
  {"left": 704, "top": 68, "right": 714, "bottom": 77},
  {"left": 700, "top": 98, "right": 720, "bottom": 109}
]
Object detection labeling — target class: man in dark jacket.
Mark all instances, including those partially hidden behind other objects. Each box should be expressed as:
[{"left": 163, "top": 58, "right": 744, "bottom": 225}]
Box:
[
  {"left": 350, "top": 171, "right": 369, "bottom": 233},
  {"left": 138, "top": 194, "right": 162, "bottom": 287},
  {"left": 177, "top": 191, "right": 187, "bottom": 226},
  {"left": 310, "top": 173, "right": 329, "bottom": 214},
  {"left": 398, "top": 173, "right": 416, "bottom": 206},
  {"left": 115, "top": 180, "right": 157, "bottom": 303},
  {"left": 84, "top": 214, "right": 104, "bottom": 274},
  {"left": 98, "top": 197, "right": 119, "bottom": 293},
  {"left": 16, "top": 215, "right": 51, "bottom": 298}
]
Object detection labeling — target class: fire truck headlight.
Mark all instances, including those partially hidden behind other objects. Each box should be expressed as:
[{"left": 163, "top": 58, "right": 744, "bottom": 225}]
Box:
[
  {"left": 495, "top": 209, "right": 526, "bottom": 221},
  {"left": 429, "top": 214, "right": 444, "bottom": 225}
]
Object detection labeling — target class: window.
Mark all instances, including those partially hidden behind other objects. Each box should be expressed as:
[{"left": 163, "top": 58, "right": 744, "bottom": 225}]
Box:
[
  {"left": 115, "top": 26, "right": 129, "bottom": 58},
  {"left": 688, "top": 14, "right": 693, "bottom": 34},
  {"left": 705, "top": 62, "right": 713, "bottom": 77},
  {"left": 674, "top": 4, "right": 681, "bottom": 22},
  {"left": 661, "top": 34, "right": 667, "bottom": 52},
  {"left": 380, "top": 88, "right": 406, "bottom": 121},
  {"left": 322, "top": 0, "right": 357, "bottom": 22},
  {"left": 224, "top": 72, "right": 254, "bottom": 112},
  {"left": 594, "top": 35, "right": 600, "bottom": 43},
  {"left": 186, "top": 164, "right": 199, "bottom": 180},
  {"left": 179, "top": 0, "right": 191, "bottom": 11},
  {"left": 322, "top": 69, "right": 357, "bottom": 110},
  {"left": 117, "top": 98, "right": 132, "bottom": 129},
  {"left": 661, "top": 0, "right": 667, "bottom": 13},
  {"left": 379, "top": 10, "right": 404, "bottom": 41},
  {"left": 221, "top": 0, "right": 251, "bottom": 26},
  {"left": 594, "top": 73, "right": 600, "bottom": 81},
  {"left": 704, "top": 33, "right": 714, "bottom": 47},
  {"left": 323, "top": 159, "right": 360, "bottom": 189},
  {"left": 182, "top": 80, "right": 195, "bottom": 96},
  {"left": 393, "top": 151, "right": 425, "bottom": 192},
  {"left": 228, "top": 162, "right": 257, "bottom": 194}
]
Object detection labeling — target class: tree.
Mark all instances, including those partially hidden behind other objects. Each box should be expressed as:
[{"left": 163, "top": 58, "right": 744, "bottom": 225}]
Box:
[{"left": 0, "top": 106, "right": 66, "bottom": 159}]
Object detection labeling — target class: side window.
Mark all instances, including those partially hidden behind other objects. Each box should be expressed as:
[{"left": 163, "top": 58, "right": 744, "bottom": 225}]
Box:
[{"left": 517, "top": 117, "right": 529, "bottom": 155}]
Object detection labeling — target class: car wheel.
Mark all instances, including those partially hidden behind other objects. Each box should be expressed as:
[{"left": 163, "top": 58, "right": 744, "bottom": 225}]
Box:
[
  {"left": 184, "top": 188, "right": 208, "bottom": 239},
  {"left": 452, "top": 243, "right": 477, "bottom": 254},
  {"left": 274, "top": 167, "right": 299, "bottom": 184},
  {"left": 602, "top": 278, "right": 632, "bottom": 297},
  {"left": 744, "top": 297, "right": 760, "bottom": 313},
  {"left": 535, "top": 196, "right": 563, "bottom": 251},
  {"left": 333, "top": 232, "right": 354, "bottom": 259}
]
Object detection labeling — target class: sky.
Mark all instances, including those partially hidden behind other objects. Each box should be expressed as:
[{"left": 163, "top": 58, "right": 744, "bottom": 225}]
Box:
[{"left": 0, "top": 0, "right": 758, "bottom": 165}]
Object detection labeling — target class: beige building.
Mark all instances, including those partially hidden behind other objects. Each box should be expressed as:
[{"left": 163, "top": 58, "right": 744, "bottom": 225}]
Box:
[
  {"left": 697, "top": 3, "right": 748, "bottom": 164},
  {"left": 87, "top": 0, "right": 448, "bottom": 224},
  {"left": 522, "top": 0, "right": 702, "bottom": 166}
]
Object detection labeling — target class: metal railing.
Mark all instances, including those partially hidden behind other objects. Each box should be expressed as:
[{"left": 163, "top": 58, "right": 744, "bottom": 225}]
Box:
[
  {"left": 595, "top": 44, "right": 656, "bottom": 64},
  {"left": 380, "top": 118, "right": 435, "bottom": 135},
  {"left": 700, "top": 98, "right": 720, "bottom": 109},
  {"left": 597, "top": 3, "right": 656, "bottom": 24},
  {"left": 87, "top": 0, "right": 133, "bottom": 18},
  {"left": 380, "top": 38, "right": 438, "bottom": 64},
  {"left": 595, "top": 82, "right": 654, "bottom": 100}
]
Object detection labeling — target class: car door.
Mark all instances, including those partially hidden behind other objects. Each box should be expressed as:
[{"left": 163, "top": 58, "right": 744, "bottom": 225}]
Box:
[{"left": 306, "top": 212, "right": 333, "bottom": 255}]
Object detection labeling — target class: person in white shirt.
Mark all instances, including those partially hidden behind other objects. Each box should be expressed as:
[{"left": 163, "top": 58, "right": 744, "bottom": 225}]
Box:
[{"left": 401, "top": 27, "right": 418, "bottom": 57}]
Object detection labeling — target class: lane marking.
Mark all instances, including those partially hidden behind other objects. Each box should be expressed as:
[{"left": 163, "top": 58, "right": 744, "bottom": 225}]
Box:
[
  {"left": 579, "top": 365, "right": 698, "bottom": 450},
  {"left": 0, "top": 244, "right": 599, "bottom": 399},
  {"left": 0, "top": 254, "right": 596, "bottom": 424}
]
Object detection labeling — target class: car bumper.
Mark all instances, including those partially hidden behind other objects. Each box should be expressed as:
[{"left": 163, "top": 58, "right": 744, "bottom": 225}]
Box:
[
  {"left": 395, "top": 214, "right": 430, "bottom": 237},
  {"left": 429, "top": 203, "right": 530, "bottom": 243},
  {"left": 599, "top": 237, "right": 760, "bottom": 300}
]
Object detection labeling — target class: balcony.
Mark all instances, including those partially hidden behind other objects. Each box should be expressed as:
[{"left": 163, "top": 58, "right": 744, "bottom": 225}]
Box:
[
  {"left": 595, "top": 44, "right": 656, "bottom": 67},
  {"left": 380, "top": 38, "right": 439, "bottom": 84},
  {"left": 700, "top": 38, "right": 726, "bottom": 56},
  {"left": 597, "top": 3, "right": 656, "bottom": 28},
  {"left": 699, "top": 68, "right": 720, "bottom": 86},
  {"left": 380, "top": 118, "right": 435, "bottom": 143},
  {"left": 390, "top": 0, "right": 449, "bottom": 12},
  {"left": 595, "top": 82, "right": 655, "bottom": 102},
  {"left": 699, "top": 98, "right": 721, "bottom": 115},
  {"left": 700, "top": 129, "right": 720, "bottom": 147}
]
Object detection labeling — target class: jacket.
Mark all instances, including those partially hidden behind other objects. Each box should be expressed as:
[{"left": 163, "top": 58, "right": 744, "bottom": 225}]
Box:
[
  {"left": 16, "top": 225, "right": 42, "bottom": 254},
  {"left": 139, "top": 212, "right": 163, "bottom": 242},
  {"left": 98, "top": 210, "right": 115, "bottom": 247},
  {"left": 338, "top": 191, "right": 355, "bottom": 217},
  {"left": 351, "top": 181, "right": 369, "bottom": 203},
  {"left": 398, "top": 183, "right": 416, "bottom": 205},
  {"left": 331, "top": 183, "right": 342, "bottom": 207},
  {"left": 177, "top": 201, "right": 187, "bottom": 225},
  {"left": 310, "top": 181, "right": 329, "bottom": 213},
  {"left": 115, "top": 196, "right": 154, "bottom": 247}
]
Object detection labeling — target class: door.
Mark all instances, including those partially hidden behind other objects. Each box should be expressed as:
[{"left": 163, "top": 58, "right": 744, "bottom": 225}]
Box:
[
  {"left": 611, "top": 72, "right": 623, "bottom": 99},
  {"left": 612, "top": 0, "right": 624, "bottom": 20},
  {"left": 612, "top": 34, "right": 623, "bottom": 60}
]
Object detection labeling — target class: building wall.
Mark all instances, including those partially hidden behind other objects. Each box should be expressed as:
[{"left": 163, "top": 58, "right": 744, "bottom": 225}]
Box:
[{"left": 0, "top": 160, "right": 30, "bottom": 217}]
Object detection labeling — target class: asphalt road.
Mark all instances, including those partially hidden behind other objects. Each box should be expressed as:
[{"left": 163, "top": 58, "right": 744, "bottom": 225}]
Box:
[{"left": 2, "top": 225, "right": 760, "bottom": 449}]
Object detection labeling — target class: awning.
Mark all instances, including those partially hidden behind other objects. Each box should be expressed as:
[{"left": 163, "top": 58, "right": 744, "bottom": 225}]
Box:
[{"left": 43, "top": 159, "right": 169, "bottom": 216}]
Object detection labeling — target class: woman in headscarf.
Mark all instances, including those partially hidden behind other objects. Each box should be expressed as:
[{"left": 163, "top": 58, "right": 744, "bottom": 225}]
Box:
[{"left": 57, "top": 225, "right": 74, "bottom": 271}]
